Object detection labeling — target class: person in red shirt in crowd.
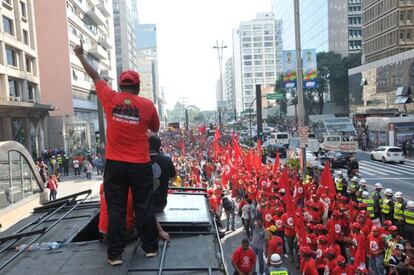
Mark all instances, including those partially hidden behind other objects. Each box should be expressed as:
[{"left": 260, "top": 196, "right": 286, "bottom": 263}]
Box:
[
  {"left": 232, "top": 239, "right": 256, "bottom": 275},
  {"left": 332, "top": 255, "right": 353, "bottom": 275},
  {"left": 367, "top": 226, "right": 385, "bottom": 275},
  {"left": 324, "top": 247, "right": 337, "bottom": 274},
  {"left": 305, "top": 224, "right": 317, "bottom": 251},
  {"left": 261, "top": 203, "right": 275, "bottom": 229},
  {"left": 348, "top": 223, "right": 367, "bottom": 268},
  {"left": 379, "top": 219, "right": 392, "bottom": 238},
  {"left": 238, "top": 195, "right": 249, "bottom": 225},
  {"left": 75, "top": 42, "right": 160, "bottom": 266},
  {"left": 357, "top": 213, "right": 371, "bottom": 237},
  {"left": 266, "top": 227, "right": 284, "bottom": 265},
  {"left": 282, "top": 211, "right": 296, "bottom": 262},
  {"left": 327, "top": 210, "right": 345, "bottom": 242},
  {"left": 315, "top": 235, "right": 328, "bottom": 271},
  {"left": 301, "top": 246, "right": 318, "bottom": 275}
]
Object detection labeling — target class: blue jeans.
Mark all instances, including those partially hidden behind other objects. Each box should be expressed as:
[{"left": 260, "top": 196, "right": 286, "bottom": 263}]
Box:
[
  {"left": 369, "top": 254, "right": 384, "bottom": 275},
  {"left": 253, "top": 248, "right": 265, "bottom": 274}
]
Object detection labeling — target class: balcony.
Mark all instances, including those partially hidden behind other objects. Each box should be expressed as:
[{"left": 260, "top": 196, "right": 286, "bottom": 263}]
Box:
[
  {"left": 98, "top": 36, "right": 112, "bottom": 49},
  {"left": 100, "top": 69, "right": 113, "bottom": 81},
  {"left": 86, "top": 6, "right": 106, "bottom": 26},
  {"left": 88, "top": 44, "right": 107, "bottom": 60},
  {"left": 97, "top": 0, "right": 111, "bottom": 17}
]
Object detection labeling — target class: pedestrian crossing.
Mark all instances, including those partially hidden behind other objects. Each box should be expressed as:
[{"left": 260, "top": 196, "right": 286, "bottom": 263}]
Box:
[{"left": 337, "top": 160, "right": 414, "bottom": 178}]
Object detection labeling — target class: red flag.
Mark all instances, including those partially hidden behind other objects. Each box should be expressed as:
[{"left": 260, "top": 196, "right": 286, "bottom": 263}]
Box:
[
  {"left": 272, "top": 151, "right": 280, "bottom": 173},
  {"left": 280, "top": 169, "right": 295, "bottom": 217},
  {"left": 295, "top": 211, "right": 307, "bottom": 247},
  {"left": 256, "top": 138, "right": 262, "bottom": 157},
  {"left": 213, "top": 129, "right": 221, "bottom": 160},
  {"left": 320, "top": 160, "right": 336, "bottom": 195}
]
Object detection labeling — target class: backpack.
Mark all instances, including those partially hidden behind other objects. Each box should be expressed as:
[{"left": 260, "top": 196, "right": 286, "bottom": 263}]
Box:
[{"left": 222, "top": 197, "right": 233, "bottom": 211}]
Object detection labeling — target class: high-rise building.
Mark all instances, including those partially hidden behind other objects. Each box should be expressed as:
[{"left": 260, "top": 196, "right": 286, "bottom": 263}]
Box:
[
  {"left": 272, "top": 0, "right": 349, "bottom": 56},
  {"left": 135, "top": 24, "right": 160, "bottom": 114},
  {"left": 0, "top": 0, "right": 53, "bottom": 157},
  {"left": 35, "top": 0, "right": 117, "bottom": 153},
  {"left": 233, "top": 12, "right": 282, "bottom": 114},
  {"left": 224, "top": 57, "right": 236, "bottom": 111},
  {"left": 348, "top": 0, "right": 363, "bottom": 54},
  {"left": 113, "top": 0, "right": 138, "bottom": 74},
  {"left": 362, "top": 0, "right": 414, "bottom": 63}
]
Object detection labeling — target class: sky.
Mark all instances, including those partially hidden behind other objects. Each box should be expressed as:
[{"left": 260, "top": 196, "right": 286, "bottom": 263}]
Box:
[{"left": 137, "top": 0, "right": 273, "bottom": 111}]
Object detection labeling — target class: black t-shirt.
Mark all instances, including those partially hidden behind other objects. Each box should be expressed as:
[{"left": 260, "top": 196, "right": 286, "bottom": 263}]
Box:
[{"left": 151, "top": 154, "right": 176, "bottom": 206}]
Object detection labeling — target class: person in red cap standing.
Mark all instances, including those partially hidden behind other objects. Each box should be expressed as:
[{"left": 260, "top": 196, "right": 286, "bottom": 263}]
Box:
[
  {"left": 332, "top": 255, "right": 353, "bottom": 275},
  {"left": 301, "top": 246, "right": 318, "bottom": 275},
  {"left": 367, "top": 226, "right": 385, "bottom": 275},
  {"left": 75, "top": 42, "right": 160, "bottom": 266}
]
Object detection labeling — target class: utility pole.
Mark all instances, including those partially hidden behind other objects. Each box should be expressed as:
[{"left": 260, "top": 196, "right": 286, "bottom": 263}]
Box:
[
  {"left": 294, "top": 0, "right": 307, "bottom": 178},
  {"left": 213, "top": 40, "right": 227, "bottom": 125},
  {"left": 256, "top": 85, "right": 263, "bottom": 142}
]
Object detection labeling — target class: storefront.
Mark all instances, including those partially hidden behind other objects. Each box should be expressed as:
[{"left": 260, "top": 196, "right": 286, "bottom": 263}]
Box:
[{"left": 366, "top": 116, "right": 414, "bottom": 147}]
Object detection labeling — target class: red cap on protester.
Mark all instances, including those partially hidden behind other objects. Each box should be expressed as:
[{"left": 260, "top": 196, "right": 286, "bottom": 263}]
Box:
[
  {"left": 389, "top": 225, "right": 398, "bottom": 231},
  {"left": 337, "top": 255, "right": 346, "bottom": 264},
  {"left": 384, "top": 220, "right": 393, "bottom": 226},
  {"left": 332, "top": 210, "right": 341, "bottom": 217},
  {"left": 324, "top": 247, "right": 336, "bottom": 255},
  {"left": 371, "top": 226, "right": 378, "bottom": 231},
  {"left": 318, "top": 235, "right": 328, "bottom": 243},
  {"left": 301, "top": 246, "right": 313, "bottom": 255},
  {"left": 352, "top": 223, "right": 361, "bottom": 230},
  {"left": 119, "top": 70, "right": 140, "bottom": 86}
]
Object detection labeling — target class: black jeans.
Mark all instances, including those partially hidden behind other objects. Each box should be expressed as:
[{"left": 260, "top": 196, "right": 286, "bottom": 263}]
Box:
[{"left": 104, "top": 159, "right": 158, "bottom": 258}]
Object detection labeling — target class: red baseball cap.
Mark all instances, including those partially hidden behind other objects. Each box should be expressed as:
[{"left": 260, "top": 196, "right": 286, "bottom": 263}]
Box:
[{"left": 119, "top": 70, "right": 140, "bottom": 86}]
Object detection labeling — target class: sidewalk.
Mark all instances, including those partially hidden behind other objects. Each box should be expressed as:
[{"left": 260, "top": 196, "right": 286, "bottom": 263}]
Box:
[{"left": 56, "top": 173, "right": 103, "bottom": 200}]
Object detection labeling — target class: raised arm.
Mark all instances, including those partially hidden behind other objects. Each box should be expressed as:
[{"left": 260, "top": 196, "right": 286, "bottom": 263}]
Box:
[{"left": 74, "top": 41, "right": 102, "bottom": 83}]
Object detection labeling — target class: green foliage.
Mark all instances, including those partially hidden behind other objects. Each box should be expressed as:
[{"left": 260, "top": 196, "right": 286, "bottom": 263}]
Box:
[{"left": 285, "top": 158, "right": 300, "bottom": 170}]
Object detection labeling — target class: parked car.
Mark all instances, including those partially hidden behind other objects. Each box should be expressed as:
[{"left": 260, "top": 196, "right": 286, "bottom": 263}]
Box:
[
  {"left": 319, "top": 151, "right": 352, "bottom": 168},
  {"left": 266, "top": 144, "right": 287, "bottom": 158},
  {"left": 371, "top": 146, "right": 404, "bottom": 164},
  {"left": 295, "top": 149, "right": 319, "bottom": 168}
]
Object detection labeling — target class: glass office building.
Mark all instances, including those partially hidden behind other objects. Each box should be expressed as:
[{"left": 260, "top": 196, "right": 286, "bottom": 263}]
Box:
[{"left": 273, "top": 0, "right": 348, "bottom": 56}]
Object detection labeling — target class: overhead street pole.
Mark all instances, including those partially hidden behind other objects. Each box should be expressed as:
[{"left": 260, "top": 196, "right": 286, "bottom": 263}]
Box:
[
  {"left": 213, "top": 40, "right": 227, "bottom": 125},
  {"left": 294, "top": 0, "right": 307, "bottom": 179}
]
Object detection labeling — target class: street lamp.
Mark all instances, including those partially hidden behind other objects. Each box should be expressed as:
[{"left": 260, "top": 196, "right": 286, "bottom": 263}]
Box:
[{"left": 213, "top": 40, "right": 227, "bottom": 125}]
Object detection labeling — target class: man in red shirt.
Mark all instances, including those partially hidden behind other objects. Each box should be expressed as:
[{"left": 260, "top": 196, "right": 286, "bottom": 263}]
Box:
[
  {"left": 75, "top": 43, "right": 160, "bottom": 266},
  {"left": 232, "top": 239, "right": 256, "bottom": 275},
  {"left": 332, "top": 255, "right": 353, "bottom": 275},
  {"left": 301, "top": 246, "right": 318, "bottom": 275},
  {"left": 367, "top": 226, "right": 385, "bottom": 275},
  {"left": 282, "top": 212, "right": 295, "bottom": 262}
]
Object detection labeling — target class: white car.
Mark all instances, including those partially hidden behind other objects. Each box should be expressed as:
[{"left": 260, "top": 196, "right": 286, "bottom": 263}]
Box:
[
  {"left": 295, "top": 149, "right": 319, "bottom": 167},
  {"left": 371, "top": 146, "right": 404, "bottom": 164}
]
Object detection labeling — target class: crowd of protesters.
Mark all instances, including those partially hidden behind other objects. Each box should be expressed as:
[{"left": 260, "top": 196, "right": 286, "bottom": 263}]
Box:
[{"left": 162, "top": 126, "right": 414, "bottom": 275}]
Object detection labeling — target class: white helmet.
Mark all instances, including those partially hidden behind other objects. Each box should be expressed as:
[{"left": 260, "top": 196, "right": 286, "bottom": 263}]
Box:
[
  {"left": 395, "top": 192, "right": 403, "bottom": 199},
  {"left": 407, "top": 201, "right": 414, "bottom": 209},
  {"left": 352, "top": 176, "right": 359, "bottom": 181},
  {"left": 337, "top": 171, "right": 343, "bottom": 175},
  {"left": 360, "top": 179, "right": 367, "bottom": 184},
  {"left": 270, "top": 253, "right": 282, "bottom": 265},
  {"left": 374, "top": 182, "right": 382, "bottom": 189},
  {"left": 362, "top": 191, "right": 370, "bottom": 198},
  {"left": 384, "top": 188, "right": 393, "bottom": 196}
]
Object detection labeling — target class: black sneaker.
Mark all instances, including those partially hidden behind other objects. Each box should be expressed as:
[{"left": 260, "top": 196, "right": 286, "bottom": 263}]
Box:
[{"left": 107, "top": 255, "right": 123, "bottom": 266}]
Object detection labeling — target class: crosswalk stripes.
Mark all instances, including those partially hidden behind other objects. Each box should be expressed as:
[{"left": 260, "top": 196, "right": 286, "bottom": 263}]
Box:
[
  {"left": 358, "top": 160, "right": 414, "bottom": 177},
  {"left": 365, "top": 160, "right": 414, "bottom": 175},
  {"left": 358, "top": 163, "right": 388, "bottom": 176},
  {"left": 359, "top": 161, "right": 402, "bottom": 175}
]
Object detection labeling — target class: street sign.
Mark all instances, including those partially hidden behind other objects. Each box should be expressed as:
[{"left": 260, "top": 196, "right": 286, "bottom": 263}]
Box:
[
  {"left": 298, "top": 127, "right": 309, "bottom": 137},
  {"left": 266, "top": 93, "right": 278, "bottom": 100},
  {"left": 299, "top": 136, "right": 308, "bottom": 145}
]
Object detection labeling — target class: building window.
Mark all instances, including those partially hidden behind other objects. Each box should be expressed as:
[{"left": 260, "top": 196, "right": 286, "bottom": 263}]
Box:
[
  {"left": 6, "top": 47, "right": 17, "bottom": 66},
  {"left": 28, "top": 83, "right": 35, "bottom": 100},
  {"left": 407, "top": 30, "right": 412, "bottom": 41},
  {"left": 3, "top": 16, "right": 14, "bottom": 35},
  {"left": 20, "top": 1, "right": 27, "bottom": 18},
  {"left": 23, "top": 30, "right": 29, "bottom": 45},
  {"left": 8, "top": 79, "right": 18, "bottom": 97},
  {"left": 400, "top": 30, "right": 405, "bottom": 40},
  {"left": 25, "top": 57, "right": 32, "bottom": 73}
]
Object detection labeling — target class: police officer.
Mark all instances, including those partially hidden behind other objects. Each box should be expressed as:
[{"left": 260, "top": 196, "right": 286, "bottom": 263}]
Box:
[
  {"left": 335, "top": 171, "right": 347, "bottom": 196},
  {"left": 394, "top": 192, "right": 407, "bottom": 235},
  {"left": 403, "top": 200, "right": 414, "bottom": 243},
  {"left": 371, "top": 182, "right": 383, "bottom": 220},
  {"left": 266, "top": 253, "right": 289, "bottom": 274},
  {"left": 362, "top": 191, "right": 375, "bottom": 219},
  {"left": 56, "top": 154, "right": 63, "bottom": 173},
  {"left": 350, "top": 176, "right": 360, "bottom": 192},
  {"left": 359, "top": 179, "right": 369, "bottom": 193},
  {"left": 381, "top": 188, "right": 395, "bottom": 222}
]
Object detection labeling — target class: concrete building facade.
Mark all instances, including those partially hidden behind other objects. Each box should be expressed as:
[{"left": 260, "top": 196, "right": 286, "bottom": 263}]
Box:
[
  {"left": 35, "top": 0, "right": 117, "bottom": 154},
  {"left": 363, "top": 0, "right": 414, "bottom": 63},
  {"left": 0, "top": 0, "right": 53, "bottom": 158},
  {"left": 273, "top": 0, "right": 349, "bottom": 56},
  {"left": 233, "top": 12, "right": 282, "bottom": 115},
  {"left": 224, "top": 57, "right": 235, "bottom": 112},
  {"left": 348, "top": 0, "right": 363, "bottom": 54},
  {"left": 113, "top": 0, "right": 138, "bottom": 74}
]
